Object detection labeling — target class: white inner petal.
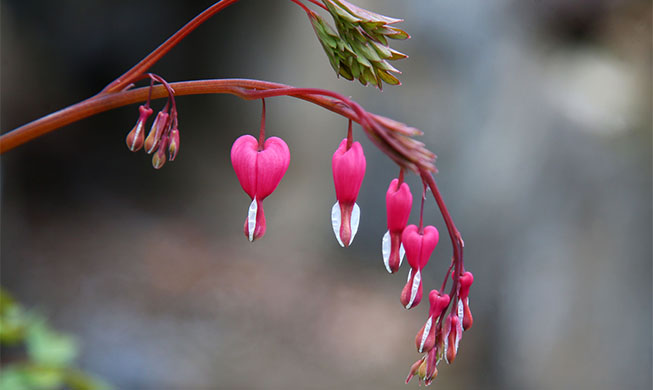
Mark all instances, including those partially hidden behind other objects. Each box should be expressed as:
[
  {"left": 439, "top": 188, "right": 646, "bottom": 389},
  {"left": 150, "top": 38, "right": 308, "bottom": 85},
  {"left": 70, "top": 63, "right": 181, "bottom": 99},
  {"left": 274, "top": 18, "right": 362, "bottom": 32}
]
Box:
[
  {"left": 419, "top": 316, "right": 433, "bottom": 353},
  {"left": 454, "top": 328, "right": 461, "bottom": 355},
  {"left": 399, "top": 243, "right": 406, "bottom": 268},
  {"left": 247, "top": 197, "right": 257, "bottom": 242},
  {"left": 331, "top": 201, "right": 344, "bottom": 247},
  {"left": 443, "top": 335, "right": 449, "bottom": 364},
  {"left": 406, "top": 269, "right": 421, "bottom": 309},
  {"left": 457, "top": 299, "right": 464, "bottom": 323},
  {"left": 349, "top": 202, "right": 361, "bottom": 246},
  {"left": 406, "top": 268, "right": 412, "bottom": 283},
  {"left": 382, "top": 230, "right": 391, "bottom": 273}
]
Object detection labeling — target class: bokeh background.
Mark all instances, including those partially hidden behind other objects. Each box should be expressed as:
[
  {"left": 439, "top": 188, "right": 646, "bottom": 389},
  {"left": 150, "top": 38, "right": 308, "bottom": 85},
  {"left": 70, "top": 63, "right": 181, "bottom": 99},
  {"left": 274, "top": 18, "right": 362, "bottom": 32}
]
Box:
[{"left": 2, "top": 0, "right": 651, "bottom": 389}]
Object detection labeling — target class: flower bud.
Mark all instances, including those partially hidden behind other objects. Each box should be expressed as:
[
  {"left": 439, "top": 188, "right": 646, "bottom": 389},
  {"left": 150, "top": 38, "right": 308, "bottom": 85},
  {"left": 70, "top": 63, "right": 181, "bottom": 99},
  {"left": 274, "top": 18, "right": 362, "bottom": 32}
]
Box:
[
  {"left": 331, "top": 138, "right": 366, "bottom": 247},
  {"left": 459, "top": 271, "right": 474, "bottom": 330},
  {"left": 125, "top": 105, "right": 153, "bottom": 152},
  {"left": 145, "top": 111, "right": 169, "bottom": 154},
  {"left": 152, "top": 135, "right": 168, "bottom": 169},
  {"left": 415, "top": 290, "right": 450, "bottom": 353},
  {"left": 168, "top": 127, "right": 180, "bottom": 161},
  {"left": 405, "top": 357, "right": 425, "bottom": 384},
  {"left": 382, "top": 178, "right": 412, "bottom": 273},
  {"left": 444, "top": 313, "right": 462, "bottom": 364}
]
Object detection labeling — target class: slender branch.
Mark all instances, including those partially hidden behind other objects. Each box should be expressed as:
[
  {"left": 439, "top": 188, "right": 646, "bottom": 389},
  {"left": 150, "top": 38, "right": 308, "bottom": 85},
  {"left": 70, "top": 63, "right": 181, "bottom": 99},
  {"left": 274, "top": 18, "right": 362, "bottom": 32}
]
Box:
[{"left": 101, "top": 0, "right": 241, "bottom": 94}]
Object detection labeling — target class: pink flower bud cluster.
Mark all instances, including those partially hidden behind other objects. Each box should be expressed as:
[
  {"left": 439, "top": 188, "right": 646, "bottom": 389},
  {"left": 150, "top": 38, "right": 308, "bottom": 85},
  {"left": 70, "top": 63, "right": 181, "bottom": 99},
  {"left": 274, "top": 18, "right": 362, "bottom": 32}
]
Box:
[
  {"left": 125, "top": 75, "right": 181, "bottom": 169},
  {"left": 406, "top": 271, "right": 475, "bottom": 385}
]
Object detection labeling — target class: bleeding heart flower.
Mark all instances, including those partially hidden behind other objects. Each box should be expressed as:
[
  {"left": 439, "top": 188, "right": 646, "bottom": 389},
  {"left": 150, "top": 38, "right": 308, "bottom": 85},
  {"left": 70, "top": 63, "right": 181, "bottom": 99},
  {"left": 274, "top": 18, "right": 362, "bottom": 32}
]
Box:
[
  {"left": 331, "top": 138, "right": 366, "bottom": 247},
  {"left": 231, "top": 134, "right": 290, "bottom": 241},
  {"left": 400, "top": 224, "right": 439, "bottom": 309},
  {"left": 382, "top": 178, "right": 412, "bottom": 273}
]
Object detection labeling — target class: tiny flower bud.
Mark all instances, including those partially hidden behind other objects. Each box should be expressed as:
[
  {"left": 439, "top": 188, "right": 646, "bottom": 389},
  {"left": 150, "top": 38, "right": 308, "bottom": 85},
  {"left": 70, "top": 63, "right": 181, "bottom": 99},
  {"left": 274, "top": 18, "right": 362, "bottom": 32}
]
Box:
[
  {"left": 152, "top": 135, "right": 168, "bottom": 169},
  {"left": 168, "top": 128, "right": 180, "bottom": 161},
  {"left": 144, "top": 111, "right": 169, "bottom": 154},
  {"left": 459, "top": 271, "right": 474, "bottom": 330},
  {"left": 405, "top": 357, "right": 425, "bottom": 384},
  {"left": 125, "top": 105, "right": 153, "bottom": 152},
  {"left": 382, "top": 178, "right": 412, "bottom": 273},
  {"left": 231, "top": 134, "right": 290, "bottom": 241},
  {"left": 424, "top": 350, "right": 439, "bottom": 385},
  {"left": 415, "top": 291, "right": 450, "bottom": 353},
  {"left": 331, "top": 138, "right": 366, "bottom": 247},
  {"left": 444, "top": 313, "right": 463, "bottom": 364}
]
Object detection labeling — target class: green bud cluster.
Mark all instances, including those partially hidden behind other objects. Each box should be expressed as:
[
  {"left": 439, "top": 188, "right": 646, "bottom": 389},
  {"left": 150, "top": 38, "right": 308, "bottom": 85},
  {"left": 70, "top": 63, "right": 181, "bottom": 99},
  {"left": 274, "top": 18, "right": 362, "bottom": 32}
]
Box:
[{"left": 309, "top": 0, "right": 409, "bottom": 89}]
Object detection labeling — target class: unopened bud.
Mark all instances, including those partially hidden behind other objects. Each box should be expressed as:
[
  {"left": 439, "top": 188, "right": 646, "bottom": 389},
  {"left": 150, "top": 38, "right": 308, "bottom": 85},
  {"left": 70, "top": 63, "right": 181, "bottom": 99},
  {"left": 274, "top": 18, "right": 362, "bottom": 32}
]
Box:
[
  {"left": 168, "top": 128, "right": 180, "bottom": 161},
  {"left": 400, "top": 267, "right": 423, "bottom": 309},
  {"left": 405, "top": 357, "right": 426, "bottom": 384},
  {"left": 145, "top": 111, "right": 169, "bottom": 154},
  {"left": 444, "top": 314, "right": 462, "bottom": 364},
  {"left": 152, "top": 135, "right": 169, "bottom": 169},
  {"left": 125, "top": 105, "right": 153, "bottom": 152},
  {"left": 458, "top": 272, "right": 474, "bottom": 330}
]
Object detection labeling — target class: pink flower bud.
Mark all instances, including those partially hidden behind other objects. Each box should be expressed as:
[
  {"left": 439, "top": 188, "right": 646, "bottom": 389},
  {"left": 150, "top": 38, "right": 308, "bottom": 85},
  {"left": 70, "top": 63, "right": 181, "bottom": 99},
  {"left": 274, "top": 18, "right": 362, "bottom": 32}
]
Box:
[
  {"left": 144, "top": 111, "right": 169, "bottom": 154},
  {"left": 125, "top": 105, "right": 153, "bottom": 152},
  {"left": 405, "top": 356, "right": 427, "bottom": 384},
  {"left": 415, "top": 290, "right": 450, "bottom": 353},
  {"left": 444, "top": 313, "right": 462, "bottom": 364},
  {"left": 382, "top": 178, "right": 412, "bottom": 273},
  {"left": 399, "top": 225, "right": 439, "bottom": 309},
  {"left": 458, "top": 271, "right": 474, "bottom": 330},
  {"left": 152, "top": 135, "right": 168, "bottom": 170},
  {"left": 168, "top": 128, "right": 180, "bottom": 161},
  {"left": 331, "top": 138, "right": 366, "bottom": 247},
  {"left": 231, "top": 135, "right": 290, "bottom": 242}
]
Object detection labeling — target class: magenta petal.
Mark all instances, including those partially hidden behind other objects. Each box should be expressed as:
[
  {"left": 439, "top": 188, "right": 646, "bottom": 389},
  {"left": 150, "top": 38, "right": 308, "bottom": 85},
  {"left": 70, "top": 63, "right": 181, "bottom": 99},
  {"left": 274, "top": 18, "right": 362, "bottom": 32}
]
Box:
[
  {"left": 332, "top": 139, "right": 366, "bottom": 204},
  {"left": 231, "top": 135, "right": 290, "bottom": 201},
  {"left": 401, "top": 225, "right": 423, "bottom": 270},
  {"left": 256, "top": 136, "right": 290, "bottom": 199},
  {"left": 386, "top": 179, "right": 413, "bottom": 232},
  {"left": 427, "top": 290, "right": 450, "bottom": 319},
  {"left": 231, "top": 135, "right": 259, "bottom": 199},
  {"left": 419, "top": 225, "right": 439, "bottom": 269}
]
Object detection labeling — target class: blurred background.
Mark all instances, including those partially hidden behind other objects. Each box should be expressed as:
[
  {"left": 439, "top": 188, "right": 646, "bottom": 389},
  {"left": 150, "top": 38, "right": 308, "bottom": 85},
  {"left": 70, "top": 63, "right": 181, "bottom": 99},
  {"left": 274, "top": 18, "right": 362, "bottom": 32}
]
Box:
[{"left": 1, "top": 0, "right": 651, "bottom": 389}]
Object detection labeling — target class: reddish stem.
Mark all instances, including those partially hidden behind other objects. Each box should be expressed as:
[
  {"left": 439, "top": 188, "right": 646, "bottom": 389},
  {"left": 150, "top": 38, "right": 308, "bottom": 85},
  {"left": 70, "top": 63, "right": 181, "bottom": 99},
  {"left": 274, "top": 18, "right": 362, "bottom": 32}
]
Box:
[
  {"left": 346, "top": 119, "right": 353, "bottom": 150},
  {"left": 259, "top": 99, "right": 266, "bottom": 149},
  {"left": 101, "top": 0, "right": 241, "bottom": 94}
]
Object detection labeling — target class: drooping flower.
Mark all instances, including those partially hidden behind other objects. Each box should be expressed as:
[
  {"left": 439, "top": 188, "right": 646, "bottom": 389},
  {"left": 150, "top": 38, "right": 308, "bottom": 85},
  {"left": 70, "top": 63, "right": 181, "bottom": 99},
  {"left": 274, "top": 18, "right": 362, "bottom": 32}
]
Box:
[
  {"left": 400, "top": 224, "right": 439, "bottom": 309},
  {"left": 415, "top": 290, "right": 450, "bottom": 353},
  {"left": 126, "top": 105, "right": 153, "bottom": 152},
  {"left": 231, "top": 135, "right": 290, "bottom": 241},
  {"left": 331, "top": 138, "right": 366, "bottom": 247},
  {"left": 382, "top": 178, "right": 412, "bottom": 273}
]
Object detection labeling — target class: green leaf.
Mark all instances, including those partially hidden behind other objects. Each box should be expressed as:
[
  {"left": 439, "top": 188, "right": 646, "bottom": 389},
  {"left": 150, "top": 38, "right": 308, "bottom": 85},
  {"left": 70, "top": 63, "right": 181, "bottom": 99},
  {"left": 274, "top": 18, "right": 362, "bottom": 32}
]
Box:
[{"left": 26, "top": 321, "right": 78, "bottom": 366}]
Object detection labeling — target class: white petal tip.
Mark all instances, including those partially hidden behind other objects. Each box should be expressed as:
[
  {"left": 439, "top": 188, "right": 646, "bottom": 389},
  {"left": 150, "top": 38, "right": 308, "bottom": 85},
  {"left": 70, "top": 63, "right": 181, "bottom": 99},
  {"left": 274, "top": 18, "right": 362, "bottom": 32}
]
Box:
[
  {"left": 331, "top": 202, "right": 344, "bottom": 247},
  {"left": 247, "top": 197, "right": 257, "bottom": 242},
  {"left": 382, "top": 230, "right": 392, "bottom": 273}
]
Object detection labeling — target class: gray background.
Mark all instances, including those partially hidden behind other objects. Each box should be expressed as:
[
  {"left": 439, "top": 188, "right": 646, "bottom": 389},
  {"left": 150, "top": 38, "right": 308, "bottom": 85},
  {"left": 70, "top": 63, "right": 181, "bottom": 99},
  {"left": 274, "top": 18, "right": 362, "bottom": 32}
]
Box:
[{"left": 2, "top": 0, "right": 651, "bottom": 389}]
